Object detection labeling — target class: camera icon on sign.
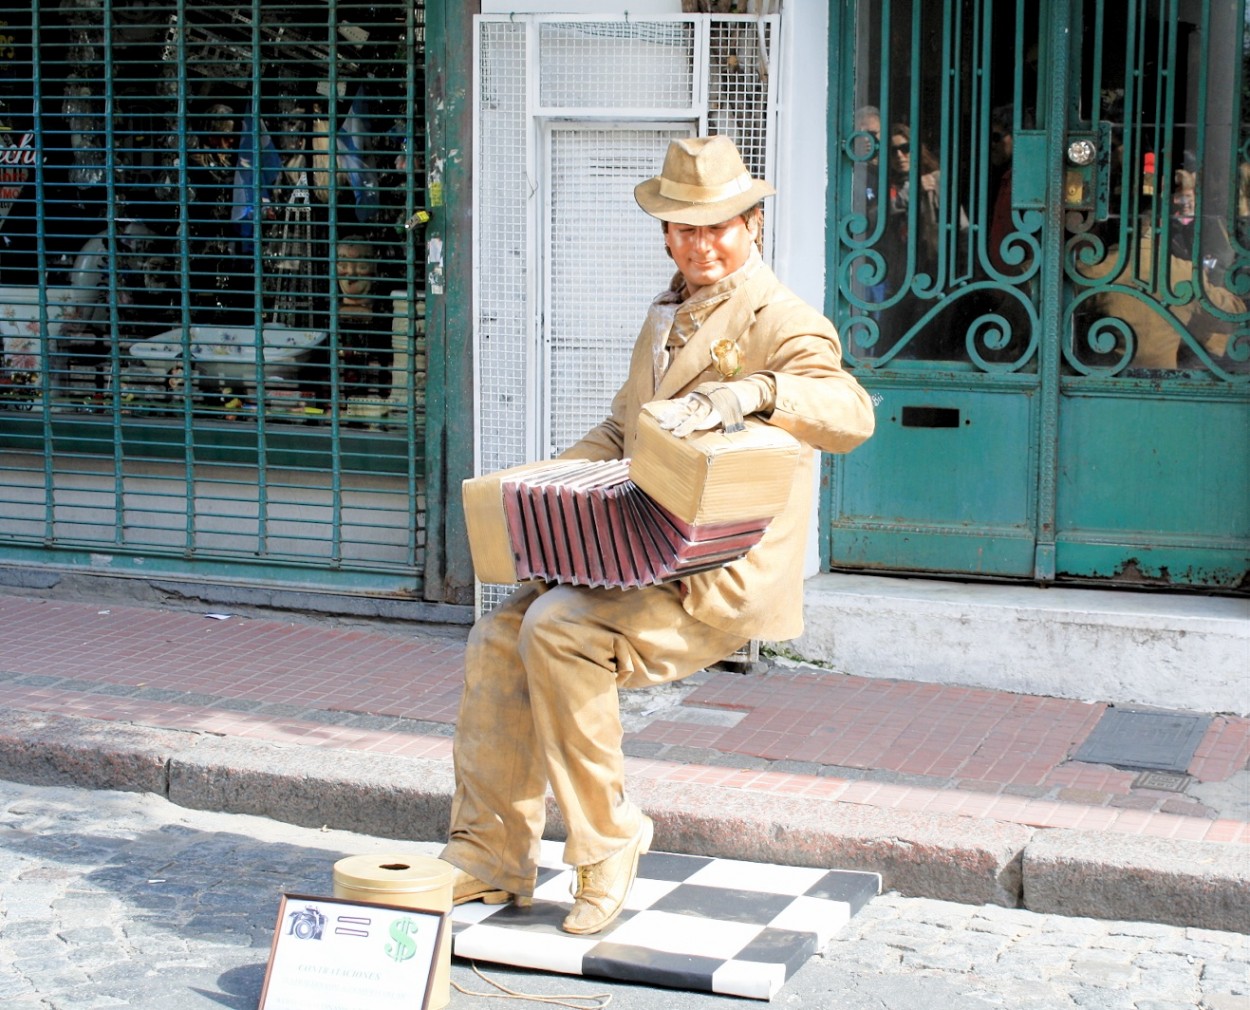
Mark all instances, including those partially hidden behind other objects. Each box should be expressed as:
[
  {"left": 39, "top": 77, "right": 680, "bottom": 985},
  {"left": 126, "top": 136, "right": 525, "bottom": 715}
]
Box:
[{"left": 287, "top": 906, "right": 327, "bottom": 941}]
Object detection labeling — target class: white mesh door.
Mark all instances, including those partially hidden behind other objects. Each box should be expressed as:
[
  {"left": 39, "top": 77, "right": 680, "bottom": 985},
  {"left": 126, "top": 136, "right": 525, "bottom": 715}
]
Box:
[
  {"left": 474, "top": 13, "right": 779, "bottom": 605},
  {"left": 543, "top": 125, "right": 692, "bottom": 455}
]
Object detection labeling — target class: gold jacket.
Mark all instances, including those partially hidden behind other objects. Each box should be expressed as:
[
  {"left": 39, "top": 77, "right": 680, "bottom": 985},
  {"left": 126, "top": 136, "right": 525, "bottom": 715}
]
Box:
[{"left": 562, "top": 256, "right": 876, "bottom": 641}]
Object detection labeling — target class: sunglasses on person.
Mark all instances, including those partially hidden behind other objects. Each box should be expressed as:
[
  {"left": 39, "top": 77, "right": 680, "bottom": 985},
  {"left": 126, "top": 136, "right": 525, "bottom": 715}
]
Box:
[{"left": 891, "top": 143, "right": 910, "bottom": 154}]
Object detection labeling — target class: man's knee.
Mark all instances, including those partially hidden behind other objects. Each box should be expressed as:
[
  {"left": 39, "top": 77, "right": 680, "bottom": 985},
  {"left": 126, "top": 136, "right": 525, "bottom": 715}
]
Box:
[
  {"left": 468, "top": 605, "right": 510, "bottom": 652},
  {"left": 516, "top": 588, "right": 602, "bottom": 668}
]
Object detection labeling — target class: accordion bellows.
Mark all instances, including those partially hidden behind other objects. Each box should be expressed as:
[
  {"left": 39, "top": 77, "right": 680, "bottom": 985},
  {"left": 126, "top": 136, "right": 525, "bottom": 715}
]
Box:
[{"left": 464, "top": 410, "right": 801, "bottom": 588}]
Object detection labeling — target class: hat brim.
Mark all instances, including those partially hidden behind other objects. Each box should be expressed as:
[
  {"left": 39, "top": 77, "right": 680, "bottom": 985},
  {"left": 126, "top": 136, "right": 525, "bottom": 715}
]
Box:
[{"left": 634, "top": 177, "right": 776, "bottom": 226}]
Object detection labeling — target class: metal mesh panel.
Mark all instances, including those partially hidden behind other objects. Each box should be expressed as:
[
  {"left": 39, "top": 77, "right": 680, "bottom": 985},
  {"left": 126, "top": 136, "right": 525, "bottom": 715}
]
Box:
[
  {"left": 708, "top": 19, "right": 774, "bottom": 181},
  {"left": 539, "top": 20, "right": 695, "bottom": 110},
  {"left": 0, "top": 1, "right": 428, "bottom": 587},
  {"left": 475, "top": 20, "right": 530, "bottom": 477},
  {"left": 546, "top": 127, "right": 689, "bottom": 455}
]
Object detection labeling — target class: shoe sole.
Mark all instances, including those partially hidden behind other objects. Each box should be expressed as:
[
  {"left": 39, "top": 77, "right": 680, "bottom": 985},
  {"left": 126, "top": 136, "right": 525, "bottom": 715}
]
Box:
[
  {"left": 562, "top": 815, "right": 654, "bottom": 936},
  {"left": 453, "top": 889, "right": 533, "bottom": 908}
]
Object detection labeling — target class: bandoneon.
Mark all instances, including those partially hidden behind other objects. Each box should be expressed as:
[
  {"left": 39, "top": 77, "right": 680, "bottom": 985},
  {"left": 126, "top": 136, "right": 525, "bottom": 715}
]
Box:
[{"left": 464, "top": 408, "right": 800, "bottom": 588}]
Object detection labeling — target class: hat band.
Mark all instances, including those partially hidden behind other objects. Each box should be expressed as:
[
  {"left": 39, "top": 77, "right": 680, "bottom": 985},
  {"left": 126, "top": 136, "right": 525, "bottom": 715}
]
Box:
[{"left": 657, "top": 170, "right": 753, "bottom": 205}]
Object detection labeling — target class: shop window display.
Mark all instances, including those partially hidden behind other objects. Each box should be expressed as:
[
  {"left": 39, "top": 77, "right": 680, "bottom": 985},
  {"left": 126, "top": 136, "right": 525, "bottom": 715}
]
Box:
[{"left": 0, "top": 1, "right": 426, "bottom": 430}]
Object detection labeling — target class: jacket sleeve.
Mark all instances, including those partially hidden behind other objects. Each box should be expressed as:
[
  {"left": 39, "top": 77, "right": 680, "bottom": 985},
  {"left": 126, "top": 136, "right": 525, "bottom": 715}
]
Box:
[{"left": 751, "top": 298, "right": 876, "bottom": 454}]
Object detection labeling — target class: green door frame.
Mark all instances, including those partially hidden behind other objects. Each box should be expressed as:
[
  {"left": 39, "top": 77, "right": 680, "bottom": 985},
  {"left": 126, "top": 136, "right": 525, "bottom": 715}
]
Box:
[
  {"left": 424, "top": 0, "right": 478, "bottom": 606},
  {"left": 1032, "top": 0, "right": 1071, "bottom": 581}
]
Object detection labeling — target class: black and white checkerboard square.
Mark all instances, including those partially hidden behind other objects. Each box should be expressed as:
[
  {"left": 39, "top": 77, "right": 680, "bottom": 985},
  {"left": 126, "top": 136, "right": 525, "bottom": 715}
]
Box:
[{"left": 451, "top": 840, "right": 880, "bottom": 1000}]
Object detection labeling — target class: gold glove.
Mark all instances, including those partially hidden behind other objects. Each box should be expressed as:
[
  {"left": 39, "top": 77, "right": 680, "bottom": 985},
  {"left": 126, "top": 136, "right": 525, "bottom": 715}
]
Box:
[{"left": 647, "top": 377, "right": 774, "bottom": 439}]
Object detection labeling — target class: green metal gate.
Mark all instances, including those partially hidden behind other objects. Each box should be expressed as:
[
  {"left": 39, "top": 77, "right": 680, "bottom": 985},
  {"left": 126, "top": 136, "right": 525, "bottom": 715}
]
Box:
[
  {"left": 0, "top": 0, "right": 431, "bottom": 593},
  {"left": 827, "top": 0, "right": 1249, "bottom": 591}
]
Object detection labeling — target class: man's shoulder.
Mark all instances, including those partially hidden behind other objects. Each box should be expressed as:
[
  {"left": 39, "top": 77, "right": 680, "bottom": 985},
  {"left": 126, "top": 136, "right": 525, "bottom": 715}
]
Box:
[{"left": 750, "top": 272, "right": 836, "bottom": 334}]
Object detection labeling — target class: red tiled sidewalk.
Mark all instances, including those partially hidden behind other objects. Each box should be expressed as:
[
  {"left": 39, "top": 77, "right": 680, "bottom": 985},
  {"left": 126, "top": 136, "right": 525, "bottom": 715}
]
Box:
[
  {"left": 0, "top": 597, "right": 467, "bottom": 721},
  {"left": 0, "top": 594, "right": 1246, "bottom": 846},
  {"left": 645, "top": 669, "right": 1250, "bottom": 803}
]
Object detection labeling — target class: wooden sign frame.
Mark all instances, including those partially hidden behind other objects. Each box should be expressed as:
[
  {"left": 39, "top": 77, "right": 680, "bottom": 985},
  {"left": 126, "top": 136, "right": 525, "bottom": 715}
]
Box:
[{"left": 258, "top": 893, "right": 446, "bottom": 1010}]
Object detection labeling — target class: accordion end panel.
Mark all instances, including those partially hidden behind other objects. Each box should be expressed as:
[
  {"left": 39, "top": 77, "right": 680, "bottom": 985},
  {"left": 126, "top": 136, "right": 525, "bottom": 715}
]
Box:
[
  {"left": 463, "top": 465, "right": 525, "bottom": 586},
  {"left": 463, "top": 460, "right": 590, "bottom": 585}
]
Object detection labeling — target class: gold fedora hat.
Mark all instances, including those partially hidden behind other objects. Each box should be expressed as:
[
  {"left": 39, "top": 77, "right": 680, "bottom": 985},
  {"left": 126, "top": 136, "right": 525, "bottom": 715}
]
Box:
[{"left": 634, "top": 135, "right": 775, "bottom": 225}]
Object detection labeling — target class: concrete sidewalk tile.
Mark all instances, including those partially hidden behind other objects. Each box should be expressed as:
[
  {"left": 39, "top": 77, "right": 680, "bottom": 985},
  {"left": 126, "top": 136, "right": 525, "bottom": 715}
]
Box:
[
  {"left": 944, "top": 793, "right": 1001, "bottom": 820},
  {"left": 1046, "top": 764, "right": 1136, "bottom": 792},
  {"left": 919, "top": 791, "right": 974, "bottom": 815},
  {"left": 1188, "top": 716, "right": 1250, "bottom": 780},
  {"left": 1162, "top": 817, "right": 1222, "bottom": 842},
  {"left": 796, "top": 777, "right": 847, "bottom": 799},
  {"left": 1104, "top": 807, "right": 1157, "bottom": 832},
  {"left": 1065, "top": 806, "right": 1121, "bottom": 831}
]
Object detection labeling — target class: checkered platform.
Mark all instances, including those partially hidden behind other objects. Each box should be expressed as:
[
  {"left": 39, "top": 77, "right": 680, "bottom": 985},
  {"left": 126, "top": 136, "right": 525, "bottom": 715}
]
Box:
[{"left": 451, "top": 840, "right": 880, "bottom": 1001}]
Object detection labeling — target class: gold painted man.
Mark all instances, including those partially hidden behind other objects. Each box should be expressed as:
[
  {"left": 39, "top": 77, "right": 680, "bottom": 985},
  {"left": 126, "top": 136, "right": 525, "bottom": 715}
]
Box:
[{"left": 442, "top": 136, "right": 876, "bottom": 935}]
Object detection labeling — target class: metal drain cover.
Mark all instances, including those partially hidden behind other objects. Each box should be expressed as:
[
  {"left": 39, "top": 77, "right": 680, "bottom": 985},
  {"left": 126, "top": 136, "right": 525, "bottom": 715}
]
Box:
[
  {"left": 1074, "top": 707, "right": 1212, "bottom": 773},
  {"left": 1133, "top": 770, "right": 1192, "bottom": 792}
]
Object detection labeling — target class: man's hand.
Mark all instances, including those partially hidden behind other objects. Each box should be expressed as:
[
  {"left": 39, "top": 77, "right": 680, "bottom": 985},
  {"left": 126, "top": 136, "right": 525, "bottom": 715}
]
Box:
[
  {"left": 647, "top": 391, "right": 720, "bottom": 438},
  {"left": 646, "top": 379, "right": 772, "bottom": 439}
]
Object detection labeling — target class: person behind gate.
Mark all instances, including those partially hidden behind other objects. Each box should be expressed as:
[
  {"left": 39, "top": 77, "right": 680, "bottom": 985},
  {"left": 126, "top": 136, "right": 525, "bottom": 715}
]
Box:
[{"left": 440, "top": 135, "right": 876, "bottom": 935}]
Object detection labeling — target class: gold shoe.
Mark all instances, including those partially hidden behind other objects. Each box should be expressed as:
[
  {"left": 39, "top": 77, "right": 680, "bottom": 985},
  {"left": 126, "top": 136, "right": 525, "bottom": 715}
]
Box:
[
  {"left": 450, "top": 869, "right": 532, "bottom": 908},
  {"left": 561, "top": 815, "right": 654, "bottom": 935}
]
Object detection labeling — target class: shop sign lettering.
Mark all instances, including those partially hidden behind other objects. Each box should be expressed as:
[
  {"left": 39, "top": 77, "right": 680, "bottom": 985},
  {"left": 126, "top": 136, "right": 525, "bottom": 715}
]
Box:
[{"left": 0, "top": 131, "right": 38, "bottom": 228}]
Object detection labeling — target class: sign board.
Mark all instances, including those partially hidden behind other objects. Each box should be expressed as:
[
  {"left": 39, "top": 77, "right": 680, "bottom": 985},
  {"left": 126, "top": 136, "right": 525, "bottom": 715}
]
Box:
[{"left": 258, "top": 894, "right": 445, "bottom": 1010}]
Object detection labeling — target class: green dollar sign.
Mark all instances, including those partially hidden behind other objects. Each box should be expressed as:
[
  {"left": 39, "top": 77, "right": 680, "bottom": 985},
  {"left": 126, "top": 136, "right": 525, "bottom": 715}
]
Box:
[{"left": 385, "top": 917, "right": 419, "bottom": 963}]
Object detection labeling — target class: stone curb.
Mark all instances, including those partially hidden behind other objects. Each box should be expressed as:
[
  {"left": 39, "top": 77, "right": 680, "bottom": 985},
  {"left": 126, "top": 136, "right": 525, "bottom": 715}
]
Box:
[
  {"left": 0, "top": 708, "right": 184, "bottom": 795},
  {"left": 168, "top": 734, "right": 456, "bottom": 841},
  {"left": 1, "top": 708, "right": 1245, "bottom": 933},
  {"left": 1023, "top": 828, "right": 1250, "bottom": 933},
  {"left": 626, "top": 777, "right": 1030, "bottom": 908}
]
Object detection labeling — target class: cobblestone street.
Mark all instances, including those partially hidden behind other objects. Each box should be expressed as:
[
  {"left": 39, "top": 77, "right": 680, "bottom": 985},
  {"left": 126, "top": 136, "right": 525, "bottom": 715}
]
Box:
[{"left": 2, "top": 781, "right": 1246, "bottom": 1010}]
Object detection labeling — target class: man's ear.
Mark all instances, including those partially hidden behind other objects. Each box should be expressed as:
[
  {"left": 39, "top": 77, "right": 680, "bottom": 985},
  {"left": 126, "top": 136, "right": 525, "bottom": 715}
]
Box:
[
  {"left": 749, "top": 210, "right": 764, "bottom": 251},
  {"left": 748, "top": 209, "right": 763, "bottom": 241}
]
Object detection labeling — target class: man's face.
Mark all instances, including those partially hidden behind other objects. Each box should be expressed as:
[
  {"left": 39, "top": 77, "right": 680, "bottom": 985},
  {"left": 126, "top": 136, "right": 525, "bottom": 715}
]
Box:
[
  {"left": 663, "top": 213, "right": 758, "bottom": 290},
  {"left": 336, "top": 245, "right": 376, "bottom": 297},
  {"left": 855, "top": 113, "right": 881, "bottom": 164}
]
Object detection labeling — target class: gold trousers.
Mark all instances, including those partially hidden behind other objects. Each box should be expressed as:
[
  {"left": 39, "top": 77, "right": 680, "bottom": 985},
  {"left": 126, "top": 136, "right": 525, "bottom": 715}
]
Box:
[{"left": 440, "top": 580, "right": 747, "bottom": 896}]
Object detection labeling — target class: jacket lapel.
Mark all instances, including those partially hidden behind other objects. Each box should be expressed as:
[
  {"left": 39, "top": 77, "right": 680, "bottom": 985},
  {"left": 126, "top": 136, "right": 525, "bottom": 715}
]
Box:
[{"left": 654, "top": 263, "right": 771, "bottom": 400}]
